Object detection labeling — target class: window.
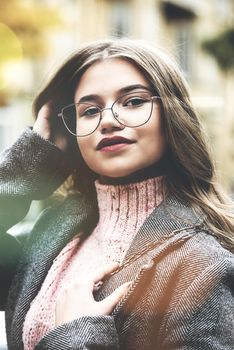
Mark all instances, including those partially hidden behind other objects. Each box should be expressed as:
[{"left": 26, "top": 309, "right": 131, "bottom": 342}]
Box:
[
  {"left": 175, "top": 21, "right": 194, "bottom": 79},
  {"left": 108, "top": 0, "right": 131, "bottom": 37}
]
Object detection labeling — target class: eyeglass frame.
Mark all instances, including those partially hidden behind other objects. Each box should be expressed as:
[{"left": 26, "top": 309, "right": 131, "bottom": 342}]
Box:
[{"left": 58, "top": 90, "right": 161, "bottom": 137}]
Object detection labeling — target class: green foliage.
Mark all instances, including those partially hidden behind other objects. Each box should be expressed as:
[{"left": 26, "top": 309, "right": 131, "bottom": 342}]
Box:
[{"left": 202, "top": 27, "right": 234, "bottom": 72}]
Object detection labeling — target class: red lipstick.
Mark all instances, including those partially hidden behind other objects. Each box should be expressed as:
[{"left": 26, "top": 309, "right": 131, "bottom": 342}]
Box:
[{"left": 96, "top": 136, "right": 135, "bottom": 151}]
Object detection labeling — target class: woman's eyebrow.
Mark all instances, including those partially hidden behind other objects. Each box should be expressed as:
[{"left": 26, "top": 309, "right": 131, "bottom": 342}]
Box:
[
  {"left": 118, "top": 84, "right": 151, "bottom": 95},
  {"left": 78, "top": 94, "right": 100, "bottom": 104},
  {"left": 77, "top": 84, "right": 151, "bottom": 104}
]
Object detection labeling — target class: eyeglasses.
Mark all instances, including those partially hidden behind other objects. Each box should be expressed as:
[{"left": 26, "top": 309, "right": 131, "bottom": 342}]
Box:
[{"left": 58, "top": 91, "right": 160, "bottom": 137}]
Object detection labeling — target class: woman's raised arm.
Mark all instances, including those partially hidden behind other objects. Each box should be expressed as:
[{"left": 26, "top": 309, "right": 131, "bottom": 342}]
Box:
[{"left": 0, "top": 104, "right": 73, "bottom": 309}]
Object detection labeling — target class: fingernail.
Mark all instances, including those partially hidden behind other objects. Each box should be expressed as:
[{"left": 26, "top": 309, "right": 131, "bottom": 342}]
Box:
[{"left": 94, "top": 281, "right": 103, "bottom": 288}]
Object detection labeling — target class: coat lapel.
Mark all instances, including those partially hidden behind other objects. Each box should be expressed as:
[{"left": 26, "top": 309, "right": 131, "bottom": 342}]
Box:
[
  {"left": 95, "top": 194, "right": 205, "bottom": 310},
  {"left": 123, "top": 193, "right": 205, "bottom": 259}
]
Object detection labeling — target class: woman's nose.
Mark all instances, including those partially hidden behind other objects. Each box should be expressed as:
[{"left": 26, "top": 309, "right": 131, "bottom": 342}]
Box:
[{"left": 99, "top": 108, "right": 125, "bottom": 133}]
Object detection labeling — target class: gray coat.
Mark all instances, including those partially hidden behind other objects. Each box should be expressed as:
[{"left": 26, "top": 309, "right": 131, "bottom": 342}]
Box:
[{"left": 0, "top": 129, "right": 234, "bottom": 350}]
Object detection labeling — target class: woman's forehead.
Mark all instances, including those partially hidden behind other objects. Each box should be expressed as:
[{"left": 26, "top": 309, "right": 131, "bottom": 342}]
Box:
[{"left": 74, "top": 58, "right": 150, "bottom": 100}]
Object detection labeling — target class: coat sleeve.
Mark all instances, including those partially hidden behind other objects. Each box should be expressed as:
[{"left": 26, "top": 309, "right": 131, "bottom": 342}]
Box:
[
  {"left": 34, "top": 315, "right": 120, "bottom": 350},
  {"left": 0, "top": 128, "right": 72, "bottom": 310}
]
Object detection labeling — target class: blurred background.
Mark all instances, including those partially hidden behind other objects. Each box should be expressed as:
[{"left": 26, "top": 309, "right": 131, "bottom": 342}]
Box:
[{"left": 0, "top": 0, "right": 234, "bottom": 348}]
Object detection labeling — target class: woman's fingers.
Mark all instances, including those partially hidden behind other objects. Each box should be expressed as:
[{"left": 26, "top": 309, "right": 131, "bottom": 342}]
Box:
[
  {"left": 33, "top": 101, "right": 69, "bottom": 152},
  {"left": 33, "top": 102, "right": 54, "bottom": 140},
  {"left": 91, "top": 262, "right": 120, "bottom": 285},
  {"left": 55, "top": 263, "right": 132, "bottom": 325},
  {"left": 100, "top": 282, "right": 132, "bottom": 314}
]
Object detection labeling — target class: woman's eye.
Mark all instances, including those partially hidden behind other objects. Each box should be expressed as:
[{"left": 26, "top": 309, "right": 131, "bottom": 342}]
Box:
[
  {"left": 81, "top": 107, "right": 100, "bottom": 117},
  {"left": 124, "top": 97, "right": 147, "bottom": 107}
]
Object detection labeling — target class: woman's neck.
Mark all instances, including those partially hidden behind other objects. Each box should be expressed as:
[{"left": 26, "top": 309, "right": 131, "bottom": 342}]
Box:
[{"left": 99, "top": 158, "right": 167, "bottom": 185}]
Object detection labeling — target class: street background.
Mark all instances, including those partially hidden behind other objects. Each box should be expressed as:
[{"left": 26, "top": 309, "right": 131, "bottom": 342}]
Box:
[{"left": 0, "top": 0, "right": 234, "bottom": 347}]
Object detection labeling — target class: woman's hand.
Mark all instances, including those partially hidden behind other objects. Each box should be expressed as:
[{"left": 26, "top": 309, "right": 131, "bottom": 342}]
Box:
[
  {"left": 55, "top": 263, "right": 131, "bottom": 326},
  {"left": 33, "top": 102, "right": 69, "bottom": 152}
]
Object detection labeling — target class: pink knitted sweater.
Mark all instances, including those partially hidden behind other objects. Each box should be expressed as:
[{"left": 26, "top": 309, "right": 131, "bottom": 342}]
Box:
[{"left": 22, "top": 176, "right": 164, "bottom": 350}]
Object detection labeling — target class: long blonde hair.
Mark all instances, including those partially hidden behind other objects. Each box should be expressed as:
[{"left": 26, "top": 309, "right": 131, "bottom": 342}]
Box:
[{"left": 33, "top": 39, "right": 234, "bottom": 251}]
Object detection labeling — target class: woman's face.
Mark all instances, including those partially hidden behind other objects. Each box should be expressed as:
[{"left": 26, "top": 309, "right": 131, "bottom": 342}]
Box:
[{"left": 75, "top": 58, "right": 166, "bottom": 179}]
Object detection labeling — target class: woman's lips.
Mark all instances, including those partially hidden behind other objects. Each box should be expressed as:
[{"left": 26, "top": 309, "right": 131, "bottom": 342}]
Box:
[
  {"left": 96, "top": 136, "right": 135, "bottom": 151},
  {"left": 99, "top": 143, "right": 131, "bottom": 152}
]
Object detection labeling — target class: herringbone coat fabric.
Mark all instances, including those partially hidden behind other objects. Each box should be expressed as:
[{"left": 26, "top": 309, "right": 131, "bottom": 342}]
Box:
[{"left": 0, "top": 129, "right": 234, "bottom": 350}]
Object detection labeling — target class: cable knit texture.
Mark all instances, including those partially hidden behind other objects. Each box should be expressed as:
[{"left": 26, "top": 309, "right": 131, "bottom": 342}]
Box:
[{"left": 22, "top": 176, "right": 164, "bottom": 350}]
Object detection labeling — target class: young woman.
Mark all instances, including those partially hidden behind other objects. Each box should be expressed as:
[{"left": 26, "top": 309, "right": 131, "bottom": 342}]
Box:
[{"left": 0, "top": 39, "right": 233, "bottom": 350}]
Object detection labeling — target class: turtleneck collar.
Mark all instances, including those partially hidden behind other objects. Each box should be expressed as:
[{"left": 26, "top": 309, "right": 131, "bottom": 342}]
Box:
[{"left": 94, "top": 176, "right": 165, "bottom": 247}]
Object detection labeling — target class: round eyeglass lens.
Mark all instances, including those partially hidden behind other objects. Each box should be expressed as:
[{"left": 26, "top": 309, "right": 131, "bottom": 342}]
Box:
[
  {"left": 112, "top": 91, "right": 153, "bottom": 128},
  {"left": 62, "top": 103, "right": 101, "bottom": 136}
]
